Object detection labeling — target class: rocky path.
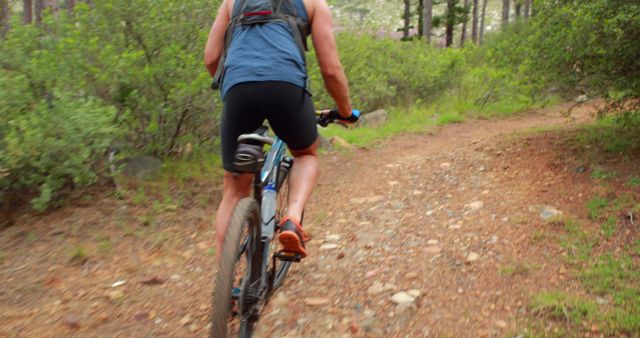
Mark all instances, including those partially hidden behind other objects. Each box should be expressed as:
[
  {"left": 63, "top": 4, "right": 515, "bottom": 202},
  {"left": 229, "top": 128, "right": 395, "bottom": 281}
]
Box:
[
  {"left": 254, "top": 103, "right": 596, "bottom": 337},
  {"left": 0, "top": 102, "right": 599, "bottom": 337}
]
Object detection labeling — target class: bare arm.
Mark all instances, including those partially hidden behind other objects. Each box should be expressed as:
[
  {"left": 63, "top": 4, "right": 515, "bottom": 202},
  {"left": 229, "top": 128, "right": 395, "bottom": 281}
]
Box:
[
  {"left": 310, "top": 0, "right": 352, "bottom": 117},
  {"left": 204, "top": 0, "right": 232, "bottom": 77}
]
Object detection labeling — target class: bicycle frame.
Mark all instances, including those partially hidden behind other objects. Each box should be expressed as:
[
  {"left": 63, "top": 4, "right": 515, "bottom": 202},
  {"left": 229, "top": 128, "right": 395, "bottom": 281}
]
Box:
[{"left": 242, "top": 136, "right": 290, "bottom": 322}]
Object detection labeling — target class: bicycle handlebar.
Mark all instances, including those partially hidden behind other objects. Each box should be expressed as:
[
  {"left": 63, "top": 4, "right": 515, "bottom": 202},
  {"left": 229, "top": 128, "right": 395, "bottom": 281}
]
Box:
[{"left": 316, "top": 109, "right": 361, "bottom": 127}]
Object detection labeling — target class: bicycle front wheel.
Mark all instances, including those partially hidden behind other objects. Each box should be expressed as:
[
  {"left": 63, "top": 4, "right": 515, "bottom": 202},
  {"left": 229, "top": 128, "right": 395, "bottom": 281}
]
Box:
[{"left": 211, "top": 198, "right": 262, "bottom": 338}]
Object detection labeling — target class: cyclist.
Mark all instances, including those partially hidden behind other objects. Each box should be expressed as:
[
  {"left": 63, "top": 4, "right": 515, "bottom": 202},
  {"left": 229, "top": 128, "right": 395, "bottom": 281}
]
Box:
[{"left": 204, "top": 0, "right": 355, "bottom": 259}]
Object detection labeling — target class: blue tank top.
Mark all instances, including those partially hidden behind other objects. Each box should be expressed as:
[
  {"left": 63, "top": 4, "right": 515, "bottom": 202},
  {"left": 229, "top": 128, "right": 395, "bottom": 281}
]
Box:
[{"left": 220, "top": 0, "right": 309, "bottom": 99}]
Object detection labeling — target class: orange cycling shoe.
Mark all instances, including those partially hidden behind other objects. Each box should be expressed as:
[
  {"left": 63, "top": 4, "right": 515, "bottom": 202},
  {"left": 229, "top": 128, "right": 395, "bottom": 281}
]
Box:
[{"left": 277, "top": 217, "right": 309, "bottom": 258}]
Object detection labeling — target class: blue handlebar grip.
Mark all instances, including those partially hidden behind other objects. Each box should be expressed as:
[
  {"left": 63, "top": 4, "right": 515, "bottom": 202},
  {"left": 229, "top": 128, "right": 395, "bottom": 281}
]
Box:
[{"left": 352, "top": 109, "right": 361, "bottom": 118}]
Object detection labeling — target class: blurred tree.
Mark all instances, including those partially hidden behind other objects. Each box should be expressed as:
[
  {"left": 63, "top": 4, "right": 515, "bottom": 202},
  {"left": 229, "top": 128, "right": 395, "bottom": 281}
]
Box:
[
  {"left": 34, "top": 0, "right": 42, "bottom": 23},
  {"left": 515, "top": 0, "right": 522, "bottom": 19},
  {"left": 460, "top": 0, "right": 468, "bottom": 46},
  {"left": 401, "top": 0, "right": 412, "bottom": 40},
  {"left": 23, "top": 0, "right": 32, "bottom": 24},
  {"left": 1, "top": 0, "right": 9, "bottom": 35},
  {"left": 66, "top": 0, "right": 75, "bottom": 12},
  {"left": 479, "top": 0, "right": 488, "bottom": 44},
  {"left": 524, "top": 0, "right": 530, "bottom": 18},
  {"left": 501, "top": 0, "right": 509, "bottom": 29},
  {"left": 471, "top": 0, "right": 478, "bottom": 43},
  {"left": 423, "top": 0, "right": 433, "bottom": 43}
]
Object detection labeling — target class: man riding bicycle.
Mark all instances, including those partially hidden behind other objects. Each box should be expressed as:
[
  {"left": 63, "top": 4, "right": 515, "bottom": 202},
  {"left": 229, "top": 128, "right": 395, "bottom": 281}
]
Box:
[{"left": 204, "top": 0, "right": 356, "bottom": 259}]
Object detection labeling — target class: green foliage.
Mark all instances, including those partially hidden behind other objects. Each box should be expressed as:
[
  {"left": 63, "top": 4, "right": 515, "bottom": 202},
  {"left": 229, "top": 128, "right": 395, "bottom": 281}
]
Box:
[
  {"left": 586, "top": 197, "right": 608, "bottom": 220},
  {"left": 486, "top": 1, "right": 640, "bottom": 127},
  {"left": 1, "top": 1, "right": 220, "bottom": 209},
  {"left": 530, "top": 291, "right": 598, "bottom": 324},
  {"left": 309, "top": 34, "right": 466, "bottom": 112}
]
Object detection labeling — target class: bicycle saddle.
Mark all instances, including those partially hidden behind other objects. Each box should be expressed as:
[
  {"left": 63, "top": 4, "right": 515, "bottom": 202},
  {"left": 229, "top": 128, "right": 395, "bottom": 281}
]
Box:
[{"left": 233, "top": 126, "right": 272, "bottom": 173}]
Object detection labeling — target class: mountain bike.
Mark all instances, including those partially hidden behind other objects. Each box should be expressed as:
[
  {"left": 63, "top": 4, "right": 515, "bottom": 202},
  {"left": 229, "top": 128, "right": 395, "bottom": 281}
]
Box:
[{"left": 210, "top": 110, "right": 360, "bottom": 338}]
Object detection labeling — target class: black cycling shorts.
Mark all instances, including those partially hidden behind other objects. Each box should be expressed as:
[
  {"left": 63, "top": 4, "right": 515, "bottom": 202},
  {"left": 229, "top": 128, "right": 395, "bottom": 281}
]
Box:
[{"left": 221, "top": 81, "right": 317, "bottom": 172}]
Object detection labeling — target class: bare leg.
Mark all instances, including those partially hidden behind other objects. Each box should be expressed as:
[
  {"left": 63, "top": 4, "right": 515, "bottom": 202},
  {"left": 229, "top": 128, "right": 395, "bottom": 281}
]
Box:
[
  {"left": 214, "top": 171, "right": 253, "bottom": 258},
  {"left": 286, "top": 139, "right": 320, "bottom": 223}
]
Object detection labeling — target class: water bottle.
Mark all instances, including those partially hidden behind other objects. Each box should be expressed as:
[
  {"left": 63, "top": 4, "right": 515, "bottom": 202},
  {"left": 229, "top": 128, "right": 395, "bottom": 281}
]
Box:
[{"left": 261, "top": 184, "right": 277, "bottom": 225}]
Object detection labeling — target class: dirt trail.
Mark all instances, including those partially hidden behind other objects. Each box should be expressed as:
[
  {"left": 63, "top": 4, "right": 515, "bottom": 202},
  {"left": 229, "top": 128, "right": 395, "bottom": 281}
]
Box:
[{"left": 0, "top": 102, "right": 600, "bottom": 337}]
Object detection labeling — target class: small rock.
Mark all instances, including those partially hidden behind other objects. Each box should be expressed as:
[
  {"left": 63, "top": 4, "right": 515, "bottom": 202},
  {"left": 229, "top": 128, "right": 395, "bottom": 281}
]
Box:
[
  {"left": 271, "top": 293, "right": 289, "bottom": 307},
  {"left": 350, "top": 321, "right": 360, "bottom": 333},
  {"left": 189, "top": 323, "right": 199, "bottom": 332},
  {"left": 391, "top": 292, "right": 416, "bottom": 304},
  {"left": 425, "top": 246, "right": 442, "bottom": 254},
  {"left": 427, "top": 239, "right": 439, "bottom": 246},
  {"left": 134, "top": 312, "right": 149, "bottom": 321},
  {"left": 62, "top": 314, "right": 80, "bottom": 328},
  {"left": 350, "top": 195, "right": 385, "bottom": 204},
  {"left": 97, "top": 312, "right": 109, "bottom": 322},
  {"left": 357, "top": 109, "right": 388, "bottom": 128},
  {"left": 464, "top": 201, "right": 484, "bottom": 212},
  {"left": 383, "top": 283, "right": 397, "bottom": 292},
  {"left": 404, "top": 271, "right": 419, "bottom": 279},
  {"left": 141, "top": 276, "right": 165, "bottom": 285},
  {"left": 111, "top": 280, "right": 126, "bottom": 288},
  {"left": 179, "top": 314, "right": 192, "bottom": 326},
  {"left": 304, "top": 297, "right": 330, "bottom": 306},
  {"left": 407, "top": 289, "right": 421, "bottom": 298},
  {"left": 169, "top": 274, "right": 182, "bottom": 282},
  {"left": 466, "top": 252, "right": 480, "bottom": 263},
  {"left": 365, "top": 269, "right": 381, "bottom": 278},
  {"left": 367, "top": 281, "right": 384, "bottom": 295},
  {"left": 539, "top": 206, "right": 562, "bottom": 221},
  {"left": 412, "top": 190, "right": 424, "bottom": 195},
  {"left": 320, "top": 244, "right": 338, "bottom": 251},
  {"left": 106, "top": 290, "right": 124, "bottom": 302},
  {"left": 325, "top": 234, "right": 341, "bottom": 241},
  {"left": 495, "top": 320, "right": 507, "bottom": 329},
  {"left": 440, "top": 163, "right": 452, "bottom": 169},
  {"left": 197, "top": 242, "right": 209, "bottom": 251},
  {"left": 336, "top": 252, "right": 346, "bottom": 260}
]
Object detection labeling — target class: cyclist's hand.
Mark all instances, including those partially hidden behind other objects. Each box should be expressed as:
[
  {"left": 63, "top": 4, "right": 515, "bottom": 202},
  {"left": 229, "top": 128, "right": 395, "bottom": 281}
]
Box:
[{"left": 340, "top": 109, "right": 360, "bottom": 125}]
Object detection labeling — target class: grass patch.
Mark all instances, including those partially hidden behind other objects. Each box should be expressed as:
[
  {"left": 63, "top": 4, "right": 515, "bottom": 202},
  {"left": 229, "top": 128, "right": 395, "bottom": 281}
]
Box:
[
  {"left": 591, "top": 168, "right": 617, "bottom": 180},
  {"left": 586, "top": 197, "right": 608, "bottom": 220},
  {"left": 499, "top": 262, "right": 534, "bottom": 277},
  {"left": 530, "top": 291, "right": 599, "bottom": 324},
  {"left": 627, "top": 176, "right": 640, "bottom": 188},
  {"left": 580, "top": 254, "right": 640, "bottom": 333},
  {"left": 577, "top": 117, "right": 640, "bottom": 155},
  {"left": 601, "top": 216, "right": 617, "bottom": 239},
  {"left": 70, "top": 246, "right": 88, "bottom": 264}
]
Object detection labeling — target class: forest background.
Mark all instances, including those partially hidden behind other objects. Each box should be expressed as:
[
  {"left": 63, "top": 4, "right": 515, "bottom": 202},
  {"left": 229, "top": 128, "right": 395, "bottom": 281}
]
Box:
[{"left": 0, "top": 0, "right": 638, "bottom": 212}]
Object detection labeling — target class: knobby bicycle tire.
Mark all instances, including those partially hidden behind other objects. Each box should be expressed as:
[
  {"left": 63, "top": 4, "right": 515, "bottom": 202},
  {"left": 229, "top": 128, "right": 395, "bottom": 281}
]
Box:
[
  {"left": 272, "top": 161, "right": 293, "bottom": 290},
  {"left": 211, "top": 198, "right": 261, "bottom": 338}
]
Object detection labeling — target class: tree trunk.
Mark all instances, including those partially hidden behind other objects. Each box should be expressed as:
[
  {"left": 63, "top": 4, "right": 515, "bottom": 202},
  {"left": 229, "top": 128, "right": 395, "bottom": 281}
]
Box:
[
  {"left": 23, "top": 0, "right": 33, "bottom": 24},
  {"left": 530, "top": 0, "right": 536, "bottom": 17},
  {"left": 424, "top": 0, "right": 433, "bottom": 43},
  {"left": 515, "top": 2, "right": 522, "bottom": 19},
  {"left": 471, "top": 0, "right": 479, "bottom": 43},
  {"left": 524, "top": 0, "right": 531, "bottom": 18},
  {"left": 66, "top": 0, "right": 75, "bottom": 12},
  {"left": 1, "top": 0, "right": 9, "bottom": 36},
  {"left": 479, "top": 0, "right": 488, "bottom": 45},
  {"left": 418, "top": 0, "right": 424, "bottom": 36},
  {"left": 402, "top": 0, "right": 411, "bottom": 40},
  {"left": 460, "top": 0, "right": 469, "bottom": 47},
  {"left": 501, "top": 0, "right": 510, "bottom": 30},
  {"left": 445, "top": 0, "right": 454, "bottom": 47},
  {"left": 34, "top": 0, "right": 43, "bottom": 24}
]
